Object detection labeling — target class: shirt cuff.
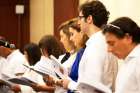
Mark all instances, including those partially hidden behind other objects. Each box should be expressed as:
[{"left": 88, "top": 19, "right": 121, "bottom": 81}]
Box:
[{"left": 68, "top": 80, "right": 78, "bottom": 91}]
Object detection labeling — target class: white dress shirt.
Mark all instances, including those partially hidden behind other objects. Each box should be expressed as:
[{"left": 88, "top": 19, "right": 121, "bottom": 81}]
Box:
[
  {"left": 34, "top": 56, "right": 54, "bottom": 74},
  {"left": 62, "top": 52, "right": 77, "bottom": 75},
  {"left": 77, "top": 82, "right": 112, "bottom": 93},
  {"left": 2, "top": 49, "right": 28, "bottom": 77},
  {"left": 78, "top": 31, "right": 107, "bottom": 84},
  {"left": 115, "top": 44, "right": 140, "bottom": 93},
  {"left": 0, "top": 50, "right": 28, "bottom": 93},
  {"left": 0, "top": 57, "right": 11, "bottom": 93},
  {"left": 75, "top": 31, "right": 117, "bottom": 92}
]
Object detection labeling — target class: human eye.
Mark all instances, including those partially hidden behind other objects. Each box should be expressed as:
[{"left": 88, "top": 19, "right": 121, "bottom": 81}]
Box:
[{"left": 70, "top": 32, "right": 73, "bottom": 36}]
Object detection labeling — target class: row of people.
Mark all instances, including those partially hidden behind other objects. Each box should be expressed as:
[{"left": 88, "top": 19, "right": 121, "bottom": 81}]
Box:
[{"left": 0, "top": 0, "right": 140, "bottom": 93}]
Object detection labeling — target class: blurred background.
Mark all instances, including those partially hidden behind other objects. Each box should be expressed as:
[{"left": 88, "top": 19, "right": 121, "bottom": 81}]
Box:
[{"left": 0, "top": 0, "right": 140, "bottom": 50}]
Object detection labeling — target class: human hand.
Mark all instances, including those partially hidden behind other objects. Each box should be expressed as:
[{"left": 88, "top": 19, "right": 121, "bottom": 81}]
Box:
[
  {"left": 43, "top": 75, "right": 55, "bottom": 86},
  {"left": 10, "top": 84, "right": 21, "bottom": 93},
  {"left": 31, "top": 84, "right": 42, "bottom": 92},
  {"left": 62, "top": 79, "right": 70, "bottom": 89}
]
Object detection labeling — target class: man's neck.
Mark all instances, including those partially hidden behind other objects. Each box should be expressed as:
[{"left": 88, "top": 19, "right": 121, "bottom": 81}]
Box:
[{"left": 88, "top": 25, "right": 101, "bottom": 37}]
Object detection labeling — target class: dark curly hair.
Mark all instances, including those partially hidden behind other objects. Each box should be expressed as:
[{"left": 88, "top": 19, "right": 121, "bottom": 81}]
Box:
[
  {"left": 24, "top": 43, "right": 41, "bottom": 66},
  {"left": 103, "top": 17, "right": 140, "bottom": 44},
  {"left": 79, "top": 0, "right": 109, "bottom": 27},
  {"left": 39, "top": 35, "right": 64, "bottom": 58}
]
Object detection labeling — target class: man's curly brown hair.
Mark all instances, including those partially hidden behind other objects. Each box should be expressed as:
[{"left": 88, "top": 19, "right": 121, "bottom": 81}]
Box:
[{"left": 79, "top": 0, "right": 110, "bottom": 27}]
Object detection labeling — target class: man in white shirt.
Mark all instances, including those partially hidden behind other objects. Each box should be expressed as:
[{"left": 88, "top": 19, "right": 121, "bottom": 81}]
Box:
[
  {"left": 0, "top": 39, "right": 28, "bottom": 93},
  {"left": 0, "top": 40, "right": 27, "bottom": 77},
  {"left": 103, "top": 17, "right": 140, "bottom": 93},
  {"left": 62, "top": 1, "right": 118, "bottom": 93}
]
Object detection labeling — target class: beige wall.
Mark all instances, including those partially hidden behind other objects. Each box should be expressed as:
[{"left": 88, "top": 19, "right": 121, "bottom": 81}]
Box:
[
  {"left": 30, "top": 0, "right": 54, "bottom": 43},
  {"left": 80, "top": 0, "right": 140, "bottom": 25},
  {"left": 30, "top": 0, "right": 140, "bottom": 43}
]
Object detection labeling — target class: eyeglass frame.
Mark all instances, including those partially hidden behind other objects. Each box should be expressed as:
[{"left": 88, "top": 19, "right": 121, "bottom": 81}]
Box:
[{"left": 77, "top": 15, "right": 85, "bottom": 20}]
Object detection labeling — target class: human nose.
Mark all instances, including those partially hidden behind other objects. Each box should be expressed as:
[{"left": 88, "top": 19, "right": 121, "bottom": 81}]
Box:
[
  {"left": 77, "top": 18, "right": 81, "bottom": 25},
  {"left": 60, "top": 38, "right": 63, "bottom": 43},
  {"left": 108, "top": 46, "right": 113, "bottom": 53},
  {"left": 70, "top": 36, "right": 72, "bottom": 41}
]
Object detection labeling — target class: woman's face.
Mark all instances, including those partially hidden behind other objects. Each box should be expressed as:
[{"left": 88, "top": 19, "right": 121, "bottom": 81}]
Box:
[
  {"left": 60, "top": 30, "right": 71, "bottom": 51},
  {"left": 105, "top": 32, "right": 132, "bottom": 59},
  {"left": 69, "top": 27, "right": 83, "bottom": 48}
]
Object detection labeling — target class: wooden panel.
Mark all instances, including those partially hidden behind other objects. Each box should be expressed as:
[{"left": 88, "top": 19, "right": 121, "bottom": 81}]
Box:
[
  {"left": 54, "top": 0, "right": 79, "bottom": 39},
  {"left": 0, "top": 0, "right": 29, "bottom": 51}
]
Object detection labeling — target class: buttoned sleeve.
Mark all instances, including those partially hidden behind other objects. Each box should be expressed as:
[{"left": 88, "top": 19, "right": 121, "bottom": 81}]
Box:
[{"left": 68, "top": 80, "right": 78, "bottom": 90}]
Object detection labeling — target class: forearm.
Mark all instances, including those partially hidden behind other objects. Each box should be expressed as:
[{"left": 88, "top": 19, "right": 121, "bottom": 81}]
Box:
[{"left": 32, "top": 84, "right": 55, "bottom": 92}]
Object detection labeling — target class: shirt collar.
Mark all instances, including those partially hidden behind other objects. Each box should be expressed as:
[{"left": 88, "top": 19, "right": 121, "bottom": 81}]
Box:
[
  {"left": 124, "top": 44, "right": 140, "bottom": 62},
  {"left": 86, "top": 31, "right": 103, "bottom": 46}
]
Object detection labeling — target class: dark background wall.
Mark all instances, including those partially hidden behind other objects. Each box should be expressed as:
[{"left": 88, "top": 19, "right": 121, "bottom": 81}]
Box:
[
  {"left": 0, "top": 0, "right": 29, "bottom": 51},
  {"left": 54, "top": 0, "right": 79, "bottom": 39},
  {"left": 0, "top": 0, "right": 78, "bottom": 50}
]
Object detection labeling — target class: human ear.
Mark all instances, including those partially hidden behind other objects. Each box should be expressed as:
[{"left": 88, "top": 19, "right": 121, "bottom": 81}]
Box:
[{"left": 86, "top": 15, "right": 93, "bottom": 24}]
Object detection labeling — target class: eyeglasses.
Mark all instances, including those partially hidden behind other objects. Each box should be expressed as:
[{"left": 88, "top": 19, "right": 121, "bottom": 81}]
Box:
[{"left": 77, "top": 16, "right": 85, "bottom": 20}]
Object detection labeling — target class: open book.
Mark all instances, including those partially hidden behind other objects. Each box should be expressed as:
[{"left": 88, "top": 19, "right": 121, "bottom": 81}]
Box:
[
  {"left": 23, "top": 64, "right": 64, "bottom": 79},
  {"left": 0, "top": 73, "right": 37, "bottom": 87},
  {"left": 0, "top": 73, "right": 16, "bottom": 87},
  {"left": 0, "top": 78, "right": 12, "bottom": 87},
  {"left": 8, "top": 77, "right": 37, "bottom": 87}
]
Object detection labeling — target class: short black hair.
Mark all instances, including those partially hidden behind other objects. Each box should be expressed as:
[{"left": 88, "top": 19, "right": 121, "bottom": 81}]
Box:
[
  {"left": 103, "top": 17, "right": 140, "bottom": 44},
  {"left": 79, "top": 0, "right": 109, "bottom": 27},
  {"left": 0, "top": 39, "right": 16, "bottom": 49},
  {"left": 24, "top": 43, "right": 41, "bottom": 66}
]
